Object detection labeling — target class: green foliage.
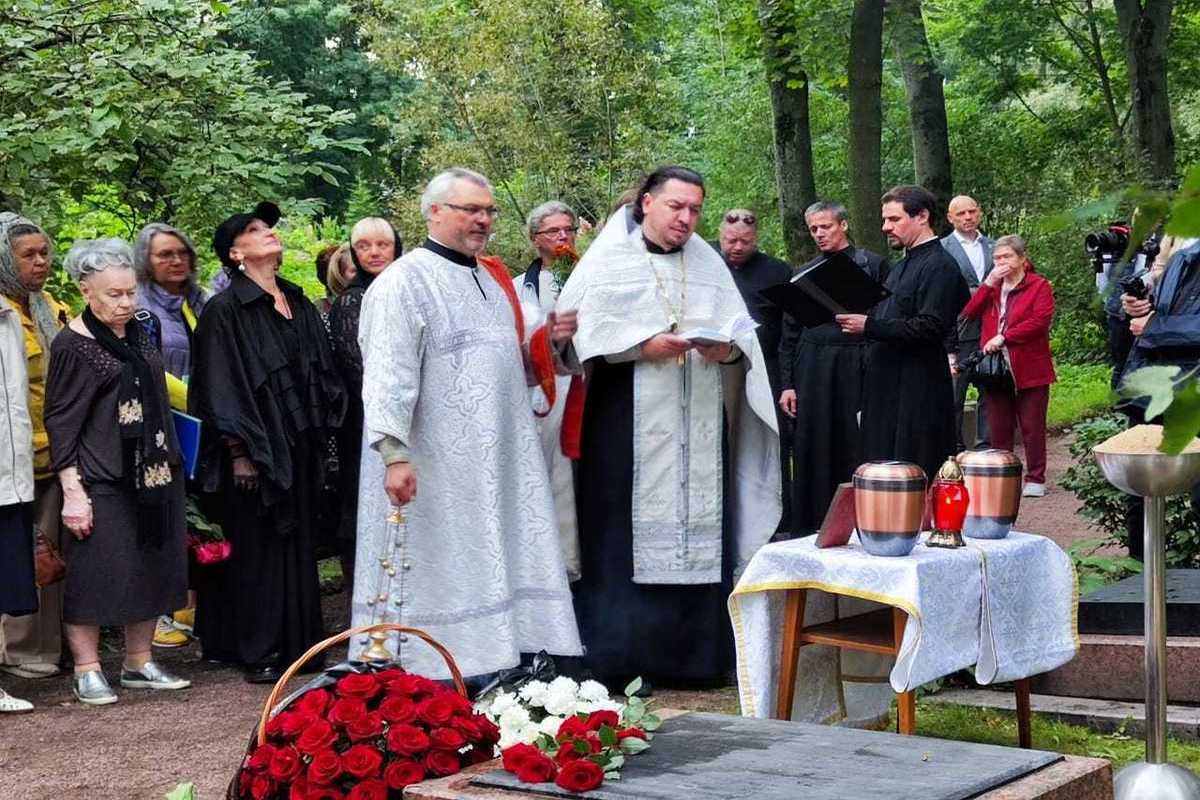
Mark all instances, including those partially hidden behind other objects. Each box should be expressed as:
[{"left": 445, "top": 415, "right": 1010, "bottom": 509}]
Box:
[
  {"left": 1059, "top": 413, "right": 1200, "bottom": 566},
  {"left": 0, "top": 0, "right": 366, "bottom": 238},
  {"left": 1069, "top": 537, "right": 1142, "bottom": 596},
  {"left": 1048, "top": 364, "right": 1114, "bottom": 429},
  {"left": 164, "top": 784, "right": 195, "bottom": 800}
]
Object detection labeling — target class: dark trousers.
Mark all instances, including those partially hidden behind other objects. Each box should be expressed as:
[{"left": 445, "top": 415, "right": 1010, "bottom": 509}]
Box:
[
  {"left": 985, "top": 384, "right": 1050, "bottom": 484},
  {"left": 954, "top": 370, "right": 991, "bottom": 450}
]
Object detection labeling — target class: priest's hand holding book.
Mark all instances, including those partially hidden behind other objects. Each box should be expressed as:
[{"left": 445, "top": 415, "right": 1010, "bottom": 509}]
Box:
[{"left": 641, "top": 333, "right": 693, "bottom": 361}]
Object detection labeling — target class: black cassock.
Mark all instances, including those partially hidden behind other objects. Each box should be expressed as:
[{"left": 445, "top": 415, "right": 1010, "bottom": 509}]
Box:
[
  {"left": 860, "top": 238, "right": 968, "bottom": 481},
  {"left": 780, "top": 246, "right": 888, "bottom": 538},
  {"left": 189, "top": 272, "right": 346, "bottom": 671}
]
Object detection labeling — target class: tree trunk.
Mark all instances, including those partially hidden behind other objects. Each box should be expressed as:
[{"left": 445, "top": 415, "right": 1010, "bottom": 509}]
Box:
[
  {"left": 890, "top": 0, "right": 953, "bottom": 232},
  {"left": 760, "top": 0, "right": 817, "bottom": 263},
  {"left": 847, "top": 0, "right": 888, "bottom": 255},
  {"left": 1114, "top": 0, "right": 1175, "bottom": 187}
]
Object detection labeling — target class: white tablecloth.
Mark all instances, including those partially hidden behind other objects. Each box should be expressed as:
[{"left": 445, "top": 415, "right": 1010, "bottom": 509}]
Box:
[{"left": 729, "top": 531, "right": 1078, "bottom": 724}]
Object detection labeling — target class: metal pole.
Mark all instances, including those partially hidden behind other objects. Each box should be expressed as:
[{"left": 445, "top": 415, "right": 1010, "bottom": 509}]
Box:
[{"left": 1144, "top": 495, "right": 1168, "bottom": 764}]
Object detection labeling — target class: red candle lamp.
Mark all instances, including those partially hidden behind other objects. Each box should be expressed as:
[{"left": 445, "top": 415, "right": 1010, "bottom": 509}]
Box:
[{"left": 927, "top": 457, "right": 969, "bottom": 548}]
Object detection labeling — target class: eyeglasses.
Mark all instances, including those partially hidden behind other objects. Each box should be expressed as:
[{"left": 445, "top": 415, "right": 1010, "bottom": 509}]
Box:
[
  {"left": 724, "top": 212, "right": 757, "bottom": 226},
  {"left": 152, "top": 249, "right": 191, "bottom": 262},
  {"left": 534, "top": 226, "right": 578, "bottom": 238},
  {"left": 444, "top": 203, "right": 501, "bottom": 220}
]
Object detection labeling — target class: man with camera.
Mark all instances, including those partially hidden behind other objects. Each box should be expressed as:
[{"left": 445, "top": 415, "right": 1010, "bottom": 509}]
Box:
[{"left": 1120, "top": 237, "right": 1200, "bottom": 559}]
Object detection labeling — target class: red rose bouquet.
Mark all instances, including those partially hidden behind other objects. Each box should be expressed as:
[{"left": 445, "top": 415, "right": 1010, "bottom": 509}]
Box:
[
  {"left": 498, "top": 678, "right": 657, "bottom": 793},
  {"left": 232, "top": 666, "right": 500, "bottom": 800}
]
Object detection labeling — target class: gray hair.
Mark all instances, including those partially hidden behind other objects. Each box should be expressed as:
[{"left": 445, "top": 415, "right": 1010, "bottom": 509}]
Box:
[
  {"left": 993, "top": 234, "right": 1028, "bottom": 259},
  {"left": 0, "top": 212, "right": 60, "bottom": 346},
  {"left": 804, "top": 201, "right": 849, "bottom": 223},
  {"left": 526, "top": 201, "right": 577, "bottom": 240},
  {"left": 64, "top": 239, "right": 136, "bottom": 284},
  {"left": 132, "top": 223, "right": 198, "bottom": 290},
  {"left": 419, "top": 168, "right": 493, "bottom": 220}
]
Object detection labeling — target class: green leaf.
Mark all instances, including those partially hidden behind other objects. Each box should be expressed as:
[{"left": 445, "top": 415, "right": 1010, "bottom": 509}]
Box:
[
  {"left": 623, "top": 677, "right": 643, "bottom": 697},
  {"left": 641, "top": 713, "right": 662, "bottom": 732},
  {"left": 1161, "top": 379, "right": 1200, "bottom": 455},
  {"left": 1182, "top": 163, "right": 1200, "bottom": 197},
  {"left": 1119, "top": 366, "right": 1183, "bottom": 421},
  {"left": 622, "top": 704, "right": 645, "bottom": 725},
  {"left": 1166, "top": 197, "right": 1200, "bottom": 238},
  {"left": 164, "top": 785, "right": 196, "bottom": 800},
  {"left": 598, "top": 725, "right": 618, "bottom": 747},
  {"left": 1126, "top": 192, "right": 1172, "bottom": 263},
  {"left": 573, "top": 738, "right": 590, "bottom": 754},
  {"left": 620, "top": 737, "right": 651, "bottom": 754},
  {"left": 536, "top": 733, "right": 556, "bottom": 752}
]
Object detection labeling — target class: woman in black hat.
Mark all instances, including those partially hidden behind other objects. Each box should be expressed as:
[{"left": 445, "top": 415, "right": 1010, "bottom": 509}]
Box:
[{"left": 188, "top": 202, "right": 346, "bottom": 682}]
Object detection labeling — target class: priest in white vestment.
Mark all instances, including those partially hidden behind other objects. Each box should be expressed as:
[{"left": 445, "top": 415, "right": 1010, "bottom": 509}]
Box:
[
  {"left": 556, "top": 166, "right": 781, "bottom": 687},
  {"left": 352, "top": 167, "right": 582, "bottom": 679}
]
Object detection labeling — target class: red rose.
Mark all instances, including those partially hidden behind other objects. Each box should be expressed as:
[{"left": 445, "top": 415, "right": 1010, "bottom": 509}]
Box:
[
  {"left": 295, "top": 688, "right": 333, "bottom": 717},
  {"left": 557, "top": 716, "right": 590, "bottom": 740},
  {"left": 430, "top": 726, "right": 467, "bottom": 751},
  {"left": 340, "top": 743, "right": 384, "bottom": 779},
  {"left": 250, "top": 773, "right": 275, "bottom": 800},
  {"left": 386, "top": 723, "right": 431, "bottom": 756},
  {"left": 278, "top": 710, "right": 318, "bottom": 740},
  {"left": 264, "top": 714, "right": 287, "bottom": 741},
  {"left": 424, "top": 748, "right": 463, "bottom": 777},
  {"left": 327, "top": 697, "right": 369, "bottom": 728},
  {"left": 346, "top": 779, "right": 388, "bottom": 800},
  {"left": 383, "top": 759, "right": 427, "bottom": 789},
  {"left": 336, "top": 673, "right": 381, "bottom": 701},
  {"left": 474, "top": 716, "right": 501, "bottom": 745},
  {"left": 373, "top": 668, "right": 406, "bottom": 687},
  {"left": 388, "top": 674, "right": 436, "bottom": 698},
  {"left": 306, "top": 749, "right": 342, "bottom": 786},
  {"left": 502, "top": 742, "right": 541, "bottom": 773},
  {"left": 440, "top": 691, "right": 474, "bottom": 715},
  {"left": 247, "top": 743, "right": 277, "bottom": 772},
  {"left": 296, "top": 719, "right": 338, "bottom": 756},
  {"left": 287, "top": 776, "right": 307, "bottom": 800},
  {"left": 346, "top": 712, "right": 384, "bottom": 742},
  {"left": 238, "top": 770, "right": 254, "bottom": 797},
  {"left": 554, "top": 742, "right": 586, "bottom": 765},
  {"left": 417, "top": 695, "right": 457, "bottom": 726},
  {"left": 268, "top": 746, "right": 304, "bottom": 782},
  {"left": 377, "top": 696, "right": 417, "bottom": 724},
  {"left": 468, "top": 745, "right": 495, "bottom": 765},
  {"left": 449, "top": 715, "right": 480, "bottom": 740},
  {"left": 555, "top": 759, "right": 604, "bottom": 793},
  {"left": 586, "top": 710, "right": 619, "bottom": 731},
  {"left": 304, "top": 787, "right": 344, "bottom": 800},
  {"left": 616, "top": 727, "right": 647, "bottom": 741},
  {"left": 514, "top": 750, "right": 557, "bottom": 784}
]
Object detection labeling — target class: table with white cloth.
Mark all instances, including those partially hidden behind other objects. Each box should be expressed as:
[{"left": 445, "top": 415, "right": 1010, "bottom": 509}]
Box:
[{"left": 728, "top": 531, "right": 1079, "bottom": 742}]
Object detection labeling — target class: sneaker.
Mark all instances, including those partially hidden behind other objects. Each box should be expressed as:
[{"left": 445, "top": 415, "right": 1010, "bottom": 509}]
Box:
[
  {"left": 153, "top": 616, "right": 191, "bottom": 648},
  {"left": 0, "top": 689, "right": 33, "bottom": 713},
  {"left": 120, "top": 661, "right": 191, "bottom": 691},
  {"left": 1022, "top": 482, "right": 1047, "bottom": 498},
  {"left": 0, "top": 662, "right": 60, "bottom": 679},
  {"left": 172, "top": 607, "right": 195, "bottom": 634},
  {"left": 73, "top": 670, "right": 118, "bottom": 705}
]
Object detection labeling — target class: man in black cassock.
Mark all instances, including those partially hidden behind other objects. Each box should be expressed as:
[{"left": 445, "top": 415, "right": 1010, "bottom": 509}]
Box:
[
  {"left": 836, "top": 185, "right": 968, "bottom": 481},
  {"left": 779, "top": 201, "right": 888, "bottom": 538},
  {"left": 714, "top": 208, "right": 793, "bottom": 529}
]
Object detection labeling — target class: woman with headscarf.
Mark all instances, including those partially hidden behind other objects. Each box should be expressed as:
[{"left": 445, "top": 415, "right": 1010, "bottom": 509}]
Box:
[
  {"left": 45, "top": 239, "right": 190, "bottom": 705},
  {"left": 0, "top": 213, "right": 68, "bottom": 682},
  {"left": 189, "top": 202, "right": 346, "bottom": 683},
  {"left": 327, "top": 217, "right": 399, "bottom": 579}
]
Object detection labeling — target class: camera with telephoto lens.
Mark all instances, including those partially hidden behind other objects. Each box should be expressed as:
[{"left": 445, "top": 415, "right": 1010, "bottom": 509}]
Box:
[
  {"left": 1086, "top": 223, "right": 1162, "bottom": 275},
  {"left": 1119, "top": 271, "right": 1149, "bottom": 301}
]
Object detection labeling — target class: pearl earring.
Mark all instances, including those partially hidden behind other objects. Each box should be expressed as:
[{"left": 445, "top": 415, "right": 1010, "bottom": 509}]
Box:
[{"left": 237, "top": 260, "right": 246, "bottom": 273}]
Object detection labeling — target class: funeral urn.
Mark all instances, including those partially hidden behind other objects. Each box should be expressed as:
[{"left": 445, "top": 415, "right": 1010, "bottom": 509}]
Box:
[
  {"left": 957, "top": 449, "right": 1023, "bottom": 540},
  {"left": 853, "top": 461, "right": 927, "bottom": 557}
]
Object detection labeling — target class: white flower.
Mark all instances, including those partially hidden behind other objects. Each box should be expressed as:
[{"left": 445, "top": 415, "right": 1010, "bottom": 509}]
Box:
[
  {"left": 518, "top": 680, "right": 549, "bottom": 707},
  {"left": 537, "top": 715, "right": 564, "bottom": 737},
  {"left": 489, "top": 691, "right": 519, "bottom": 717},
  {"left": 543, "top": 690, "right": 577, "bottom": 717},
  {"left": 547, "top": 675, "right": 579, "bottom": 695},
  {"left": 574, "top": 700, "right": 597, "bottom": 715},
  {"left": 578, "top": 680, "right": 610, "bottom": 703},
  {"left": 498, "top": 704, "right": 532, "bottom": 732}
]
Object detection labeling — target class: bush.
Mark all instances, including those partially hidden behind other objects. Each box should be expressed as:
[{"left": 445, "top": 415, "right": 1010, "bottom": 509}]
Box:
[
  {"left": 1047, "top": 363, "right": 1113, "bottom": 429},
  {"left": 1059, "top": 412, "right": 1200, "bottom": 567}
]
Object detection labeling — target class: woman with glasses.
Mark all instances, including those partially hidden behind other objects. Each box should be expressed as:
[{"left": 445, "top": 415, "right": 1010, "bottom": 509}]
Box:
[
  {"left": 516, "top": 201, "right": 582, "bottom": 580},
  {"left": 328, "top": 217, "right": 401, "bottom": 579}
]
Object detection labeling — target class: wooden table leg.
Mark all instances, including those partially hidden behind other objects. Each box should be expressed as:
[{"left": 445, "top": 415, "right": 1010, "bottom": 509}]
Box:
[
  {"left": 1015, "top": 677, "right": 1032, "bottom": 749},
  {"left": 775, "top": 589, "right": 807, "bottom": 720},
  {"left": 896, "top": 690, "right": 917, "bottom": 735}
]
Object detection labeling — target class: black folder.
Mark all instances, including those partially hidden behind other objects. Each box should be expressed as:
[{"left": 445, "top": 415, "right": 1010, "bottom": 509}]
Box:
[{"left": 759, "top": 250, "right": 890, "bottom": 327}]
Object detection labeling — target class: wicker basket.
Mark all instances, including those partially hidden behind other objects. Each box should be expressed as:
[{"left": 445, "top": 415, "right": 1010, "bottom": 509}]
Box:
[{"left": 254, "top": 623, "right": 468, "bottom": 746}]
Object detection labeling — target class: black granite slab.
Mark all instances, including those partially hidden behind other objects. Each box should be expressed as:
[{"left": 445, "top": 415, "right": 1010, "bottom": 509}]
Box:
[
  {"left": 1078, "top": 569, "right": 1200, "bottom": 636},
  {"left": 471, "top": 712, "right": 1061, "bottom": 800}
]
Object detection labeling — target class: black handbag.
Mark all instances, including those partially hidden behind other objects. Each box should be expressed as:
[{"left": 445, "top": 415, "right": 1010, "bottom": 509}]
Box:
[{"left": 962, "top": 348, "right": 1013, "bottom": 392}]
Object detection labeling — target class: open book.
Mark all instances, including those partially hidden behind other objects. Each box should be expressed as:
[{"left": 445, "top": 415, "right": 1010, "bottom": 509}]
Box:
[{"left": 677, "top": 316, "right": 759, "bottom": 347}]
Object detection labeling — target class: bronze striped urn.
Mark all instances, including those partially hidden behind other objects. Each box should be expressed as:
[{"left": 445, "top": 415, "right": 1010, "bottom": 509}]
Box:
[
  {"left": 957, "top": 449, "right": 1023, "bottom": 540},
  {"left": 853, "top": 461, "right": 927, "bottom": 556}
]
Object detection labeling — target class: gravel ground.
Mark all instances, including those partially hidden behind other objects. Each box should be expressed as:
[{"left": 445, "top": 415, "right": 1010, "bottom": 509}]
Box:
[{"left": 0, "top": 433, "right": 1095, "bottom": 800}]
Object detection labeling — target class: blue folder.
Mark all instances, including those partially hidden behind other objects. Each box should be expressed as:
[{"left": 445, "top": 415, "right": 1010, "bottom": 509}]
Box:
[{"left": 172, "top": 410, "right": 202, "bottom": 480}]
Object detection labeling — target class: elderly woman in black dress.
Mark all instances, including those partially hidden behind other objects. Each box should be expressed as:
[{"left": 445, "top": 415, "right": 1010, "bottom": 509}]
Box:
[
  {"left": 189, "top": 202, "right": 345, "bottom": 683},
  {"left": 45, "top": 239, "right": 190, "bottom": 705}
]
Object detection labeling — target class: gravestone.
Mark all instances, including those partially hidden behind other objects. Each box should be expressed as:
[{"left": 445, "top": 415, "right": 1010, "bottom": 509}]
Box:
[
  {"left": 470, "top": 712, "right": 1061, "bottom": 800},
  {"left": 1078, "top": 569, "right": 1200, "bottom": 636}
]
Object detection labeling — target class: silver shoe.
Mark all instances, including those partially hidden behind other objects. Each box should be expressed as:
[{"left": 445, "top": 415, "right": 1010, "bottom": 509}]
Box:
[
  {"left": 73, "top": 670, "right": 118, "bottom": 705},
  {"left": 120, "top": 660, "right": 191, "bottom": 691}
]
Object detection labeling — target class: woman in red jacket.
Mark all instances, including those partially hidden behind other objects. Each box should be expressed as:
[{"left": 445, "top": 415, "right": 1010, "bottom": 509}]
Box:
[{"left": 960, "top": 234, "right": 1056, "bottom": 497}]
